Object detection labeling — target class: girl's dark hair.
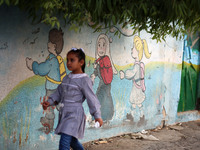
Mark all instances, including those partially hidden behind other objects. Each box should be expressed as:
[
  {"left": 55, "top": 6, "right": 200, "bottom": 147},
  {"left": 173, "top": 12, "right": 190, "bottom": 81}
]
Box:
[{"left": 68, "top": 49, "right": 86, "bottom": 73}]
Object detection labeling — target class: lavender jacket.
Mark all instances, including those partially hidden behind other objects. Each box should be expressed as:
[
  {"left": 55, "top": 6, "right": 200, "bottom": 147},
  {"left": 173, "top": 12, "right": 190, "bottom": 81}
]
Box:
[{"left": 48, "top": 73, "right": 101, "bottom": 139}]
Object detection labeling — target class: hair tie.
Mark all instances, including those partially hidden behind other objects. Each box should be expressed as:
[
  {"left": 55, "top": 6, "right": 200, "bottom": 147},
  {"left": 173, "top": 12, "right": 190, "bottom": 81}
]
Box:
[{"left": 71, "top": 47, "right": 84, "bottom": 52}]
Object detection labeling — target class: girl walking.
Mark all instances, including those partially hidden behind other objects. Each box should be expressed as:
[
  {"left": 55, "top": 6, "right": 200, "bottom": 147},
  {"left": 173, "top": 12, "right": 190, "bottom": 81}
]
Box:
[{"left": 42, "top": 48, "right": 103, "bottom": 150}]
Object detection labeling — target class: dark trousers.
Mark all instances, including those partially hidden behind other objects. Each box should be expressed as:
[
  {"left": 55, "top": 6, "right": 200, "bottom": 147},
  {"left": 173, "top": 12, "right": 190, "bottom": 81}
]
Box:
[{"left": 59, "top": 133, "right": 84, "bottom": 150}]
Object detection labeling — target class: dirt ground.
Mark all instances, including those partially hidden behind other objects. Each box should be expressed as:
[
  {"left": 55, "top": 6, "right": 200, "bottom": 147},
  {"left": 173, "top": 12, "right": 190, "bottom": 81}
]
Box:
[{"left": 83, "top": 120, "right": 200, "bottom": 150}]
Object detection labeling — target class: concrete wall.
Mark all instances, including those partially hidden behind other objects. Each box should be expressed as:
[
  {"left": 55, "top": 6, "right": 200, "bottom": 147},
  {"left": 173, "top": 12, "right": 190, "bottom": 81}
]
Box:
[{"left": 0, "top": 6, "right": 199, "bottom": 150}]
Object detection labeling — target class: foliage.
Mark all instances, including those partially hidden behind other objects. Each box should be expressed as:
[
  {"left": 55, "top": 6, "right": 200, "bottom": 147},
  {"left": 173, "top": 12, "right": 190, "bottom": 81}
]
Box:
[{"left": 1, "top": 0, "right": 200, "bottom": 41}]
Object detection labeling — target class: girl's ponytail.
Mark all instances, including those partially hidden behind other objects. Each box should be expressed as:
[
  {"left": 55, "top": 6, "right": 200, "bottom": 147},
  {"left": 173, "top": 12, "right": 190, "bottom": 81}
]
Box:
[{"left": 142, "top": 40, "right": 151, "bottom": 59}]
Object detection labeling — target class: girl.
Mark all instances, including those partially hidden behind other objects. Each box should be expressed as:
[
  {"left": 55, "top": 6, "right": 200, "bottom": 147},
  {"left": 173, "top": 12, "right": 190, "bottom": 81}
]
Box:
[
  {"left": 91, "top": 33, "right": 117, "bottom": 122},
  {"left": 42, "top": 48, "right": 103, "bottom": 150},
  {"left": 120, "top": 36, "right": 151, "bottom": 122}
]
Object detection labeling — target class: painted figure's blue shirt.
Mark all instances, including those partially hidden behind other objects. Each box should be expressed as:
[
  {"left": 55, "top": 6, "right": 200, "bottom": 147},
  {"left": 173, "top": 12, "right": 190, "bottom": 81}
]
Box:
[{"left": 32, "top": 53, "right": 60, "bottom": 90}]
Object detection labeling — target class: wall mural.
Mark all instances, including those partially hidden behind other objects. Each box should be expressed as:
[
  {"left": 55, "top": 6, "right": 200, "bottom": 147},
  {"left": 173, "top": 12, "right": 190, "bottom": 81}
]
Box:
[{"left": 0, "top": 7, "right": 190, "bottom": 150}]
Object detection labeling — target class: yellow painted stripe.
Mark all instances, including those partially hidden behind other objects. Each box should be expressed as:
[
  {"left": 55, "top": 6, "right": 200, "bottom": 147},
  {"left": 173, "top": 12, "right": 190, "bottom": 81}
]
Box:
[{"left": 45, "top": 76, "right": 61, "bottom": 84}]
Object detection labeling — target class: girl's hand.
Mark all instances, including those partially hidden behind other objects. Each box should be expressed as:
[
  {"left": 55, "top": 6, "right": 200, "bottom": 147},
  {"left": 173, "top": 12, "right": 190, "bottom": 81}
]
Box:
[
  {"left": 42, "top": 101, "right": 50, "bottom": 110},
  {"left": 95, "top": 118, "right": 103, "bottom": 127}
]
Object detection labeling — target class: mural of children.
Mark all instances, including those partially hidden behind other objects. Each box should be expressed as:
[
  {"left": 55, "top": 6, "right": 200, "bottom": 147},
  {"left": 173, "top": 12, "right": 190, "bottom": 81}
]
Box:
[
  {"left": 26, "top": 28, "right": 66, "bottom": 131},
  {"left": 91, "top": 33, "right": 117, "bottom": 122},
  {"left": 120, "top": 35, "right": 151, "bottom": 124}
]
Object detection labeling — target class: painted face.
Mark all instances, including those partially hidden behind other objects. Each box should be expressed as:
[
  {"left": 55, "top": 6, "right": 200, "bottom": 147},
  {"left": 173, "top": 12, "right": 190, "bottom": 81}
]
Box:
[
  {"left": 97, "top": 38, "right": 106, "bottom": 57},
  {"left": 47, "top": 41, "right": 56, "bottom": 54},
  {"left": 67, "top": 53, "right": 83, "bottom": 74},
  {"left": 131, "top": 46, "right": 139, "bottom": 61}
]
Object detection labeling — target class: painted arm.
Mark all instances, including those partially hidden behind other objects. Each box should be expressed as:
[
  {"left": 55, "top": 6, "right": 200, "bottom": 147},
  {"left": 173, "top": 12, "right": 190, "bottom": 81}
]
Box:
[
  {"left": 121, "top": 65, "right": 138, "bottom": 80},
  {"left": 26, "top": 57, "right": 33, "bottom": 70},
  {"left": 90, "top": 63, "right": 98, "bottom": 83},
  {"left": 32, "top": 59, "right": 51, "bottom": 76},
  {"left": 124, "top": 69, "right": 136, "bottom": 80}
]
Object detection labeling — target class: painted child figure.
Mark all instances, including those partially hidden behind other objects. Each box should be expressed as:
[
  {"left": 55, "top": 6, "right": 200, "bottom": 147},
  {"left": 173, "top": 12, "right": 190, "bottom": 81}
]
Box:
[
  {"left": 120, "top": 36, "right": 151, "bottom": 123},
  {"left": 42, "top": 48, "right": 103, "bottom": 150},
  {"left": 26, "top": 28, "right": 66, "bottom": 131},
  {"left": 91, "top": 33, "right": 117, "bottom": 122}
]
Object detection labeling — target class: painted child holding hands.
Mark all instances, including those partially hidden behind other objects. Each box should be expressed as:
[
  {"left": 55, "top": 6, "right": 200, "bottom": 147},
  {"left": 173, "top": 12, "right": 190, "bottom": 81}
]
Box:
[{"left": 42, "top": 48, "right": 103, "bottom": 150}]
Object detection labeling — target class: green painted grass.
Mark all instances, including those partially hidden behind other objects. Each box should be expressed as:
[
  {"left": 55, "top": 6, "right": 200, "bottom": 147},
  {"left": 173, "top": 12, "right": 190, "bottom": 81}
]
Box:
[{"left": 178, "top": 61, "right": 200, "bottom": 112}]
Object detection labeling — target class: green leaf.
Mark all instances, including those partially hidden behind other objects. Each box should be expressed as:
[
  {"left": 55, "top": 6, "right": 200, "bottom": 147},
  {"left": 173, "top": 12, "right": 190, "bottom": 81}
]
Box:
[
  {"left": 14, "top": 0, "right": 19, "bottom": 5},
  {"left": 142, "top": 4, "right": 147, "bottom": 15},
  {"left": 56, "top": 21, "right": 60, "bottom": 29},
  {"left": 0, "top": 0, "right": 4, "bottom": 5},
  {"left": 69, "top": 23, "right": 79, "bottom": 33},
  {"left": 43, "top": 2, "right": 49, "bottom": 9},
  {"left": 178, "top": 5, "right": 183, "bottom": 17},
  {"left": 127, "top": 10, "right": 133, "bottom": 17},
  {"left": 5, "top": 0, "right": 10, "bottom": 5},
  {"left": 88, "top": 0, "right": 91, "bottom": 7},
  {"left": 119, "top": 33, "right": 121, "bottom": 38},
  {"left": 51, "top": 20, "right": 56, "bottom": 28},
  {"left": 107, "top": 0, "right": 112, "bottom": 12},
  {"left": 98, "top": 0, "right": 102, "bottom": 16},
  {"left": 114, "top": 30, "right": 119, "bottom": 36},
  {"left": 112, "top": 15, "right": 116, "bottom": 25}
]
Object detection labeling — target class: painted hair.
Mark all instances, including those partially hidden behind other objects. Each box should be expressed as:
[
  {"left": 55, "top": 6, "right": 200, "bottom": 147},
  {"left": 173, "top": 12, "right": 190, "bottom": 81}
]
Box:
[
  {"left": 134, "top": 36, "right": 151, "bottom": 61},
  {"left": 95, "top": 33, "right": 117, "bottom": 74},
  {"left": 68, "top": 48, "right": 85, "bottom": 73},
  {"left": 49, "top": 28, "right": 64, "bottom": 55}
]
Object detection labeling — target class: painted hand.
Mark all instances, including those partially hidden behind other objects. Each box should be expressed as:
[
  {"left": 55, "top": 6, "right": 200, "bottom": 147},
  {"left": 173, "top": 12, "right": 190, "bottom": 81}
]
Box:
[
  {"left": 119, "top": 70, "right": 125, "bottom": 79},
  {"left": 93, "top": 63, "right": 97, "bottom": 69},
  {"left": 42, "top": 101, "right": 50, "bottom": 110},
  {"left": 26, "top": 57, "right": 33, "bottom": 71},
  {"left": 90, "top": 74, "right": 96, "bottom": 83}
]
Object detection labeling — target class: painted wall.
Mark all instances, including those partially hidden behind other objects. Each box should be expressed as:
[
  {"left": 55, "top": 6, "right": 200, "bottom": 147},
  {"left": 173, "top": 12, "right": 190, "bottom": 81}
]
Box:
[{"left": 0, "top": 6, "right": 199, "bottom": 150}]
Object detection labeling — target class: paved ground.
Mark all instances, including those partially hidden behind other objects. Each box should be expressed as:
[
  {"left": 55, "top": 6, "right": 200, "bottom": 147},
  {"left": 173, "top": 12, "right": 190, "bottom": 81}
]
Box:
[{"left": 83, "top": 120, "right": 200, "bottom": 150}]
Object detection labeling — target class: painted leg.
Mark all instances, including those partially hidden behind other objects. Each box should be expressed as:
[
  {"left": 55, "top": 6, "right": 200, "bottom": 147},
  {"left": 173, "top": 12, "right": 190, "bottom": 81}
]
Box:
[
  {"left": 125, "top": 104, "right": 135, "bottom": 122},
  {"left": 137, "top": 104, "right": 147, "bottom": 127},
  {"left": 131, "top": 103, "right": 136, "bottom": 118},
  {"left": 139, "top": 105, "right": 144, "bottom": 118}
]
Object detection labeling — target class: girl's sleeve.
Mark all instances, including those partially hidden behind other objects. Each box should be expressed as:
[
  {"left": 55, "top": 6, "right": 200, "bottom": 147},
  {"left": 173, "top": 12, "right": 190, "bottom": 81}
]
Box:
[
  {"left": 47, "top": 84, "right": 62, "bottom": 106},
  {"left": 82, "top": 77, "right": 101, "bottom": 119}
]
